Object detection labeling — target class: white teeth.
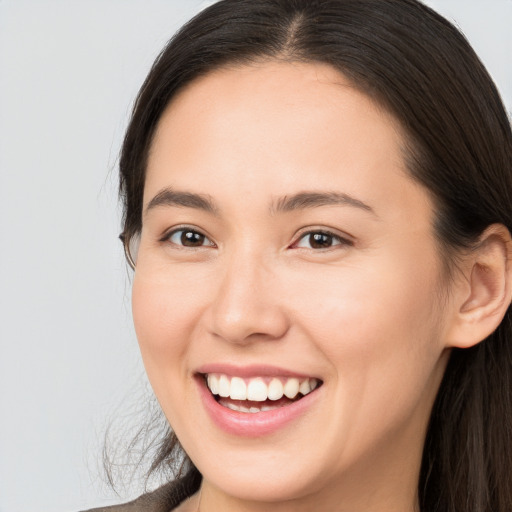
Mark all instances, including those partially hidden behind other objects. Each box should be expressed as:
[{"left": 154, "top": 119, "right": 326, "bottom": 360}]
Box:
[
  {"left": 229, "top": 377, "right": 247, "bottom": 400},
  {"left": 299, "top": 379, "right": 311, "bottom": 395},
  {"left": 225, "top": 402, "right": 250, "bottom": 413},
  {"left": 218, "top": 375, "right": 230, "bottom": 397},
  {"left": 222, "top": 402, "right": 277, "bottom": 413},
  {"left": 268, "top": 378, "right": 284, "bottom": 400},
  {"left": 247, "top": 378, "right": 268, "bottom": 401},
  {"left": 220, "top": 400, "right": 285, "bottom": 413},
  {"left": 206, "top": 373, "right": 320, "bottom": 404},
  {"left": 284, "top": 378, "right": 300, "bottom": 399},
  {"left": 207, "top": 374, "right": 219, "bottom": 395}
]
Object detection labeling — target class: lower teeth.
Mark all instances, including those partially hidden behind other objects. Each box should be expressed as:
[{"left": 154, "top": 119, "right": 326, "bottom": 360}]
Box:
[
  {"left": 218, "top": 397, "right": 296, "bottom": 413},
  {"left": 224, "top": 402, "right": 277, "bottom": 413}
]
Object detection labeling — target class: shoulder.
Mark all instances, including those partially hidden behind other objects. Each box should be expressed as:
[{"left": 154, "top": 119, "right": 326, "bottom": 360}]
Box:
[
  {"left": 79, "top": 481, "right": 177, "bottom": 512},
  {"left": 79, "top": 470, "right": 202, "bottom": 512}
]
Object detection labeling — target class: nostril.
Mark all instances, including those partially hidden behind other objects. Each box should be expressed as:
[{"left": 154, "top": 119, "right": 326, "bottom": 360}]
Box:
[{"left": 207, "top": 279, "right": 291, "bottom": 344}]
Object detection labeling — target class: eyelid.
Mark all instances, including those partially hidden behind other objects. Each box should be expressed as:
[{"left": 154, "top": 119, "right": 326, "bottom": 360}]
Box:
[
  {"left": 160, "top": 225, "right": 216, "bottom": 248},
  {"left": 291, "top": 228, "right": 354, "bottom": 249},
  {"left": 158, "top": 225, "right": 353, "bottom": 250}
]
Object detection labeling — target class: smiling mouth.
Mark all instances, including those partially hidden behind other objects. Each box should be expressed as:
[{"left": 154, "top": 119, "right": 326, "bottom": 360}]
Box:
[{"left": 203, "top": 373, "right": 322, "bottom": 413}]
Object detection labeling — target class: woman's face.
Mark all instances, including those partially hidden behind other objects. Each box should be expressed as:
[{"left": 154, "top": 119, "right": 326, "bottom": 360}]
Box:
[{"left": 133, "top": 62, "right": 454, "bottom": 509}]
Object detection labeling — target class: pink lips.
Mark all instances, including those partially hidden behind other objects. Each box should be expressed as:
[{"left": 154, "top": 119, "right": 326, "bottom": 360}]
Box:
[{"left": 195, "top": 364, "right": 321, "bottom": 437}]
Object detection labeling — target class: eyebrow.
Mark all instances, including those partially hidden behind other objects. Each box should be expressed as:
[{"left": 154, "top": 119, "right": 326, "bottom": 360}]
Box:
[
  {"left": 145, "top": 188, "right": 218, "bottom": 216},
  {"left": 270, "top": 191, "right": 376, "bottom": 216},
  {"left": 144, "top": 187, "right": 376, "bottom": 217}
]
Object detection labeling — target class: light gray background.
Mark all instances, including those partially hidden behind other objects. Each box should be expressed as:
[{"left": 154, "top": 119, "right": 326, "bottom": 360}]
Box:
[{"left": 0, "top": 1, "right": 511, "bottom": 511}]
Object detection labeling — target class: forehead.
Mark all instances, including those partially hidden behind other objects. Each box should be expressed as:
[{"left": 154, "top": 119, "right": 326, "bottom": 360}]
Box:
[
  {"left": 144, "top": 60, "right": 426, "bottom": 221},
  {"left": 149, "top": 60, "right": 404, "bottom": 162}
]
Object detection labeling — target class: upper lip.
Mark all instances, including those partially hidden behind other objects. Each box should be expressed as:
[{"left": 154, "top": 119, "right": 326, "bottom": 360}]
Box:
[{"left": 195, "top": 363, "right": 320, "bottom": 380}]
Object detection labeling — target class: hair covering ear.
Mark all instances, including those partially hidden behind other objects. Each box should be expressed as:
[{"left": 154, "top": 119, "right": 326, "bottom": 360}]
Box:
[{"left": 120, "top": 232, "right": 140, "bottom": 270}]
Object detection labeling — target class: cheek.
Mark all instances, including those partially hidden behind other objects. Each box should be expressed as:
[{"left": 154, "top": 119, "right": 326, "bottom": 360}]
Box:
[
  {"left": 132, "top": 267, "right": 206, "bottom": 343},
  {"left": 292, "top": 249, "right": 446, "bottom": 438},
  {"left": 294, "top": 251, "right": 442, "bottom": 352},
  {"left": 131, "top": 273, "right": 201, "bottom": 391}
]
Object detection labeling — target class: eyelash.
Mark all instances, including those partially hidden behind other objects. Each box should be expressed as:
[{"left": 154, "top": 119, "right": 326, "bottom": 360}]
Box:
[
  {"left": 292, "top": 229, "right": 353, "bottom": 250},
  {"left": 160, "top": 226, "right": 216, "bottom": 248},
  {"left": 160, "top": 226, "right": 353, "bottom": 251}
]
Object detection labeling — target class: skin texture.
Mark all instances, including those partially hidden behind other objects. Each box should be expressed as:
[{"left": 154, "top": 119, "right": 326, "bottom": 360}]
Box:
[{"left": 131, "top": 61, "right": 510, "bottom": 512}]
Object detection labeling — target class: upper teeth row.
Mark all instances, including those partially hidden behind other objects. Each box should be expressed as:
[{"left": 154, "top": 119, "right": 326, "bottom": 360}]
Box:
[{"left": 206, "top": 374, "right": 319, "bottom": 401}]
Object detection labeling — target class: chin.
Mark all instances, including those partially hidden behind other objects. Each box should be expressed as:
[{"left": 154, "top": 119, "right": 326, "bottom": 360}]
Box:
[{"left": 200, "top": 461, "right": 319, "bottom": 503}]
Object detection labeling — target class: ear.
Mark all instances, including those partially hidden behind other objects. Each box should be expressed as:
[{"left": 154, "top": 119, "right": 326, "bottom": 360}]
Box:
[{"left": 446, "top": 224, "right": 512, "bottom": 349}]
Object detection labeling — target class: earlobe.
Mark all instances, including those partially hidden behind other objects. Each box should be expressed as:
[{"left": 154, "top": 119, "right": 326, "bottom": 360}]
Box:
[{"left": 446, "top": 224, "right": 512, "bottom": 349}]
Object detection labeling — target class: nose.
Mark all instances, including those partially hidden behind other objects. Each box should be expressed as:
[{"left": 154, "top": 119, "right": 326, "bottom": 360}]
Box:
[{"left": 205, "top": 251, "right": 290, "bottom": 345}]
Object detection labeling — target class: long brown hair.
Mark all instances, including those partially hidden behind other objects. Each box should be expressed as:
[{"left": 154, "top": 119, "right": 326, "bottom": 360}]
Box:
[{"left": 117, "top": 1, "right": 512, "bottom": 510}]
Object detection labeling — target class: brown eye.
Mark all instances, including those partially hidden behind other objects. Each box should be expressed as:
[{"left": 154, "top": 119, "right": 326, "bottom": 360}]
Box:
[
  {"left": 308, "top": 233, "right": 334, "bottom": 248},
  {"left": 295, "top": 231, "right": 350, "bottom": 250},
  {"left": 166, "top": 228, "right": 213, "bottom": 247}
]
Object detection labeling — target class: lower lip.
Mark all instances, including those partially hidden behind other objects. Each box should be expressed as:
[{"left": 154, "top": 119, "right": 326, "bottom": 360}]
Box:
[{"left": 196, "top": 376, "right": 321, "bottom": 437}]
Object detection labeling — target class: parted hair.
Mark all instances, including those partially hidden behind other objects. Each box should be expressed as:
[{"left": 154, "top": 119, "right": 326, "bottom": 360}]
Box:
[{"left": 117, "top": 1, "right": 512, "bottom": 511}]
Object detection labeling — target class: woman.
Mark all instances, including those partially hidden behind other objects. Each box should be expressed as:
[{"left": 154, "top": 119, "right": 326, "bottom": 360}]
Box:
[{"left": 89, "top": 0, "right": 512, "bottom": 510}]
